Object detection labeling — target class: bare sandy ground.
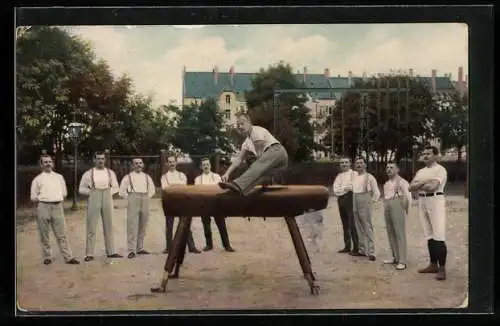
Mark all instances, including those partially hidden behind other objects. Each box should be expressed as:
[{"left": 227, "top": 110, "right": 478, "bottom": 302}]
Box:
[{"left": 16, "top": 195, "right": 468, "bottom": 311}]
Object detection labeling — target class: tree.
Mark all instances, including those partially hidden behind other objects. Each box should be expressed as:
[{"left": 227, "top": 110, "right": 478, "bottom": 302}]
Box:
[
  {"left": 16, "top": 26, "right": 96, "bottom": 166},
  {"left": 428, "top": 91, "right": 468, "bottom": 161},
  {"left": 244, "top": 61, "right": 314, "bottom": 162},
  {"left": 171, "top": 98, "right": 232, "bottom": 166},
  {"left": 321, "top": 75, "right": 437, "bottom": 162},
  {"left": 16, "top": 26, "right": 139, "bottom": 165}
]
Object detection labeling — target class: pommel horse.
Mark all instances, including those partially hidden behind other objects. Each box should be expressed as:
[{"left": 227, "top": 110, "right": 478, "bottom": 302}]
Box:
[{"left": 150, "top": 184, "right": 329, "bottom": 295}]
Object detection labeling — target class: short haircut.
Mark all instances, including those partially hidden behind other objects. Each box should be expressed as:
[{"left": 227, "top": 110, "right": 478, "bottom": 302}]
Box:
[
  {"left": 339, "top": 156, "right": 351, "bottom": 162},
  {"left": 201, "top": 157, "right": 210, "bottom": 163},
  {"left": 39, "top": 154, "right": 52, "bottom": 164},
  {"left": 235, "top": 112, "right": 251, "bottom": 121},
  {"left": 166, "top": 154, "right": 177, "bottom": 161},
  {"left": 354, "top": 156, "right": 366, "bottom": 164},
  {"left": 132, "top": 157, "right": 143, "bottom": 163},
  {"left": 424, "top": 145, "right": 439, "bottom": 155},
  {"left": 386, "top": 161, "right": 399, "bottom": 168},
  {"left": 94, "top": 151, "right": 105, "bottom": 158}
]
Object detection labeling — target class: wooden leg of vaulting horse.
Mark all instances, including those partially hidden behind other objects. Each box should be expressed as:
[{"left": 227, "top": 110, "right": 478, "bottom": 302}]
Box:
[
  {"left": 150, "top": 218, "right": 186, "bottom": 293},
  {"left": 285, "top": 216, "right": 320, "bottom": 295},
  {"left": 170, "top": 216, "right": 192, "bottom": 279}
]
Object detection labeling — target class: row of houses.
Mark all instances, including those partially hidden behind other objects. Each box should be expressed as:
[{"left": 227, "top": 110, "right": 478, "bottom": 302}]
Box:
[{"left": 181, "top": 65, "right": 468, "bottom": 159}]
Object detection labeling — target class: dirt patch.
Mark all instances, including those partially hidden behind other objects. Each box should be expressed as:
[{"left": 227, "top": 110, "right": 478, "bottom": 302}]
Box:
[{"left": 16, "top": 196, "right": 468, "bottom": 311}]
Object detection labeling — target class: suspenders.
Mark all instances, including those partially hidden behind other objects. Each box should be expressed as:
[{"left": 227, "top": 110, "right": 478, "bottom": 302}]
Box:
[
  {"left": 200, "top": 173, "right": 216, "bottom": 185},
  {"left": 128, "top": 173, "right": 149, "bottom": 193},
  {"left": 393, "top": 177, "right": 401, "bottom": 199},
  {"left": 164, "top": 171, "right": 184, "bottom": 186},
  {"left": 90, "top": 168, "right": 111, "bottom": 189}
]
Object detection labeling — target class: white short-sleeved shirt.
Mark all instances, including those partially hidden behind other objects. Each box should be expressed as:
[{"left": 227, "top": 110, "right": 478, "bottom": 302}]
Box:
[
  {"left": 413, "top": 163, "right": 448, "bottom": 193},
  {"left": 241, "top": 125, "right": 279, "bottom": 156}
]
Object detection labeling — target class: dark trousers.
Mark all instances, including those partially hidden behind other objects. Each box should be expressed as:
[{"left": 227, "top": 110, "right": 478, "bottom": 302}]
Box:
[
  {"left": 201, "top": 216, "right": 231, "bottom": 248},
  {"left": 162, "top": 201, "right": 197, "bottom": 251},
  {"left": 338, "top": 191, "right": 358, "bottom": 251}
]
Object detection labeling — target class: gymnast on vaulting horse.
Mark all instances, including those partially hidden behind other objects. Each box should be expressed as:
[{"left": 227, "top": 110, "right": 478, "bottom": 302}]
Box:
[
  {"left": 218, "top": 112, "right": 289, "bottom": 195},
  {"left": 150, "top": 112, "right": 329, "bottom": 295}
]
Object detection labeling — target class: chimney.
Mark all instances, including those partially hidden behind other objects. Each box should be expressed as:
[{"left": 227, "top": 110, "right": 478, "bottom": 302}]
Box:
[
  {"left": 303, "top": 66, "right": 308, "bottom": 83},
  {"left": 348, "top": 70, "right": 353, "bottom": 86},
  {"left": 431, "top": 69, "right": 437, "bottom": 94},
  {"left": 213, "top": 65, "right": 219, "bottom": 85},
  {"left": 324, "top": 68, "right": 330, "bottom": 78},
  {"left": 229, "top": 65, "right": 235, "bottom": 85},
  {"left": 458, "top": 66, "right": 464, "bottom": 95},
  {"left": 409, "top": 68, "right": 414, "bottom": 77}
]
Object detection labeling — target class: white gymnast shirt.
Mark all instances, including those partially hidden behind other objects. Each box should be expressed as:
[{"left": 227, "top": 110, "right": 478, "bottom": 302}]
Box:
[{"left": 241, "top": 125, "right": 280, "bottom": 157}]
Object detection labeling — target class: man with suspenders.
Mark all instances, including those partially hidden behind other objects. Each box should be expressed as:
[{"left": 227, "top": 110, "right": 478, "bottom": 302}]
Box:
[
  {"left": 382, "top": 162, "right": 412, "bottom": 270},
  {"left": 78, "top": 152, "right": 122, "bottom": 261},
  {"left": 351, "top": 157, "right": 380, "bottom": 261},
  {"left": 160, "top": 154, "right": 201, "bottom": 254},
  {"left": 332, "top": 157, "right": 359, "bottom": 254},
  {"left": 119, "top": 158, "right": 156, "bottom": 258},
  {"left": 194, "top": 157, "right": 235, "bottom": 252}
]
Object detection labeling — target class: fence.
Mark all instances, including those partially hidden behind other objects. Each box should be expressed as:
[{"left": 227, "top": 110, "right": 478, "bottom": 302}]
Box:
[{"left": 17, "top": 147, "right": 467, "bottom": 206}]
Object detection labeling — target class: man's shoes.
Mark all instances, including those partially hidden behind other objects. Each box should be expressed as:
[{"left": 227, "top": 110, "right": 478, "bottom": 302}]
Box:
[
  {"left": 396, "top": 263, "right": 407, "bottom": 270},
  {"left": 368, "top": 255, "right": 376, "bottom": 261},
  {"left": 349, "top": 251, "right": 364, "bottom": 257},
  {"left": 383, "top": 259, "right": 397, "bottom": 264},
  {"left": 84, "top": 256, "right": 94, "bottom": 262},
  {"left": 188, "top": 248, "right": 202, "bottom": 254},
  {"left": 137, "top": 250, "right": 150, "bottom": 255},
  {"left": 436, "top": 266, "right": 447, "bottom": 280},
  {"left": 218, "top": 182, "right": 242, "bottom": 194},
  {"left": 128, "top": 252, "right": 136, "bottom": 259},
  {"left": 224, "top": 246, "right": 235, "bottom": 252},
  {"left": 107, "top": 253, "right": 123, "bottom": 258},
  {"left": 203, "top": 245, "right": 213, "bottom": 251},
  {"left": 66, "top": 258, "right": 80, "bottom": 264},
  {"left": 162, "top": 248, "right": 169, "bottom": 254},
  {"left": 418, "top": 263, "right": 439, "bottom": 273},
  {"left": 43, "top": 258, "right": 52, "bottom": 265},
  {"left": 338, "top": 248, "right": 351, "bottom": 253}
]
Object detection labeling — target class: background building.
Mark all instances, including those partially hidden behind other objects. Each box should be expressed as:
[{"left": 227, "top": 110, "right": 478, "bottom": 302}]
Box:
[{"left": 182, "top": 65, "right": 466, "bottom": 159}]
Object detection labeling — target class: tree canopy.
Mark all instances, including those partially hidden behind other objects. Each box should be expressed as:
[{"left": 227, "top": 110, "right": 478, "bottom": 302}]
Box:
[{"left": 244, "top": 62, "right": 314, "bottom": 162}]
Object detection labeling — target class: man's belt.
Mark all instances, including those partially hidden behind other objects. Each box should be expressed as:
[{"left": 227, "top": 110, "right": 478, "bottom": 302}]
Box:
[
  {"left": 418, "top": 192, "right": 444, "bottom": 197},
  {"left": 263, "top": 142, "right": 281, "bottom": 153},
  {"left": 39, "top": 201, "right": 62, "bottom": 204}
]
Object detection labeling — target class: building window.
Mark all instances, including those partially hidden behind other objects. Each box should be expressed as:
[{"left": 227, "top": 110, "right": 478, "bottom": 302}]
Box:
[
  {"left": 224, "top": 109, "right": 231, "bottom": 120},
  {"left": 225, "top": 95, "right": 231, "bottom": 104}
]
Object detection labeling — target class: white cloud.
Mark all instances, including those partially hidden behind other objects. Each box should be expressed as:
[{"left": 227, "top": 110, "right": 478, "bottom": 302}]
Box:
[{"left": 72, "top": 24, "right": 468, "bottom": 108}]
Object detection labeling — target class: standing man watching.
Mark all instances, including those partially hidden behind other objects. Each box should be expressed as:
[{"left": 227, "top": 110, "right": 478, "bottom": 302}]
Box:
[
  {"left": 332, "top": 157, "right": 358, "bottom": 254},
  {"left": 195, "top": 157, "right": 235, "bottom": 252},
  {"left": 78, "top": 151, "right": 123, "bottom": 262},
  {"left": 351, "top": 157, "right": 380, "bottom": 261},
  {"left": 30, "top": 154, "right": 80, "bottom": 265},
  {"left": 119, "top": 158, "right": 156, "bottom": 259},
  {"left": 218, "top": 113, "right": 288, "bottom": 195},
  {"left": 382, "top": 162, "right": 412, "bottom": 270},
  {"left": 160, "top": 154, "right": 201, "bottom": 254},
  {"left": 409, "top": 146, "right": 448, "bottom": 281}
]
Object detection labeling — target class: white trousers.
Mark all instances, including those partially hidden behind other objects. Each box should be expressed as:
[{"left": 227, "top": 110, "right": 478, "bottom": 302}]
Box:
[{"left": 418, "top": 195, "right": 447, "bottom": 241}]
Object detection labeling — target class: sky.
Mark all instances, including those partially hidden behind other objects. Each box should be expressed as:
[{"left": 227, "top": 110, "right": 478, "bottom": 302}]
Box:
[{"left": 69, "top": 23, "right": 468, "bottom": 108}]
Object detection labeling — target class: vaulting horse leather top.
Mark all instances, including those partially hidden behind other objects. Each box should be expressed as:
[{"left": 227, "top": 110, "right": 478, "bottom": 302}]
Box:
[{"left": 162, "top": 185, "right": 330, "bottom": 217}]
